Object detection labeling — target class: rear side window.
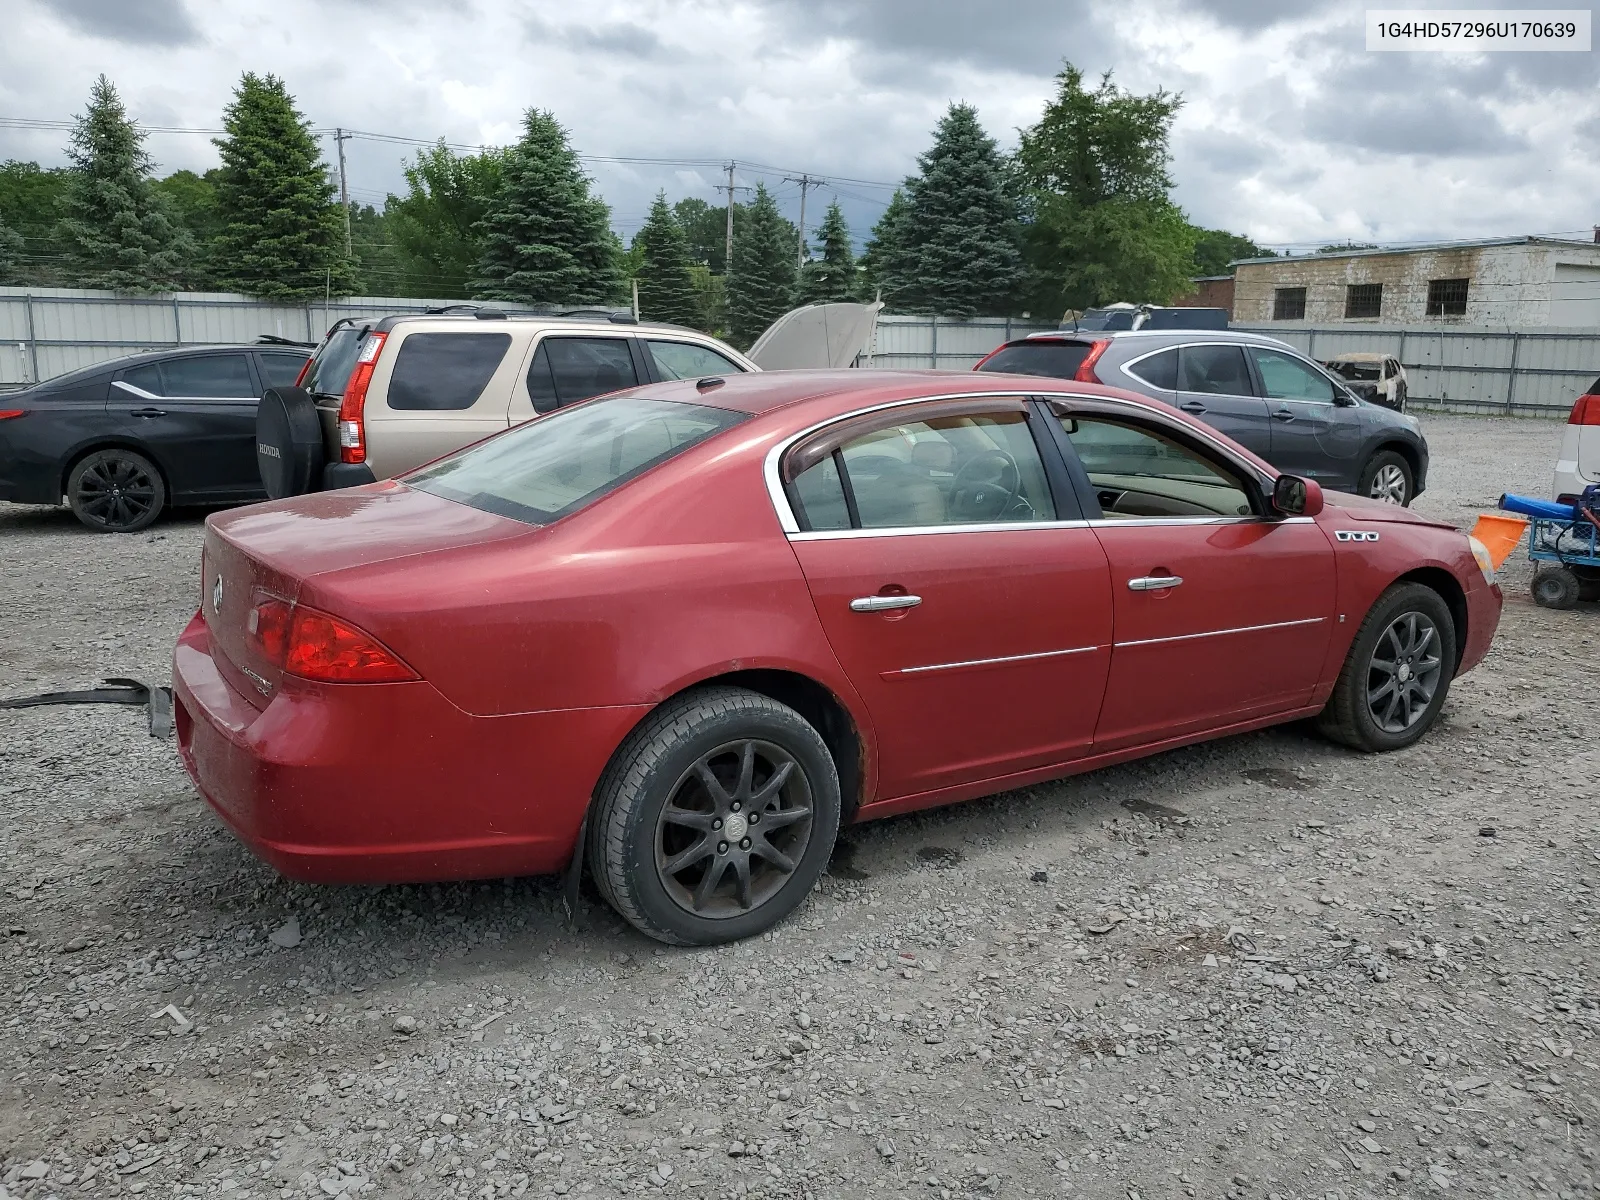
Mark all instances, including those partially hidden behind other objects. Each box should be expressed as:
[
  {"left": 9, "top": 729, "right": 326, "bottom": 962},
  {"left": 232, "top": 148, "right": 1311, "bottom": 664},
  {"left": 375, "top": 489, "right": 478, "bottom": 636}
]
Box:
[
  {"left": 121, "top": 363, "right": 165, "bottom": 395},
  {"left": 162, "top": 354, "right": 257, "bottom": 398},
  {"left": 387, "top": 332, "right": 511, "bottom": 411},
  {"left": 976, "top": 341, "right": 1092, "bottom": 378},
  {"left": 1125, "top": 348, "right": 1178, "bottom": 390},
  {"left": 302, "top": 326, "right": 363, "bottom": 398},
  {"left": 528, "top": 337, "right": 640, "bottom": 414},
  {"left": 647, "top": 340, "right": 743, "bottom": 380},
  {"left": 259, "top": 352, "right": 308, "bottom": 389},
  {"left": 409, "top": 397, "right": 745, "bottom": 526},
  {"left": 1178, "top": 345, "right": 1252, "bottom": 396}
]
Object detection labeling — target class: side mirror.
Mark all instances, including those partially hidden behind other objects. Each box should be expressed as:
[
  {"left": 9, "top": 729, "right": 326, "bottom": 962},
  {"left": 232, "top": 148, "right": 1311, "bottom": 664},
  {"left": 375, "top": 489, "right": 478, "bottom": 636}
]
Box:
[{"left": 1273, "top": 474, "right": 1324, "bottom": 518}]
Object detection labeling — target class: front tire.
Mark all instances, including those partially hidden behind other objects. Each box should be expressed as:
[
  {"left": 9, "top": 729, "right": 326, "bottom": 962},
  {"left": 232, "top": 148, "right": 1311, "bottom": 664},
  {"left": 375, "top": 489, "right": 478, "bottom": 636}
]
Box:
[
  {"left": 1532, "top": 566, "right": 1581, "bottom": 610},
  {"left": 587, "top": 686, "right": 841, "bottom": 946},
  {"left": 1359, "top": 450, "right": 1413, "bottom": 506},
  {"left": 1317, "top": 582, "right": 1456, "bottom": 752},
  {"left": 66, "top": 448, "right": 166, "bottom": 533}
]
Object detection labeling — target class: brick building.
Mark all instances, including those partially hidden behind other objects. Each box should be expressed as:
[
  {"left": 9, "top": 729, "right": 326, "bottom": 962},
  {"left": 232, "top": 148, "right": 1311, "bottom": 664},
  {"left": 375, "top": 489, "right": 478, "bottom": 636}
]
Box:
[
  {"left": 1171, "top": 275, "right": 1235, "bottom": 315},
  {"left": 1231, "top": 236, "right": 1600, "bottom": 328}
]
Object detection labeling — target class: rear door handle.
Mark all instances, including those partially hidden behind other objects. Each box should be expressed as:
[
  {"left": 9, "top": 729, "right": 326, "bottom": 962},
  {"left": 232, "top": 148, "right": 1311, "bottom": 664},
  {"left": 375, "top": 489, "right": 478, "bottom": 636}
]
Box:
[
  {"left": 129, "top": 407, "right": 167, "bottom": 418},
  {"left": 1128, "top": 575, "right": 1183, "bottom": 591},
  {"left": 1272, "top": 408, "right": 1296, "bottom": 421},
  {"left": 850, "top": 594, "right": 922, "bottom": 612},
  {"left": 1179, "top": 401, "right": 1206, "bottom": 414}
]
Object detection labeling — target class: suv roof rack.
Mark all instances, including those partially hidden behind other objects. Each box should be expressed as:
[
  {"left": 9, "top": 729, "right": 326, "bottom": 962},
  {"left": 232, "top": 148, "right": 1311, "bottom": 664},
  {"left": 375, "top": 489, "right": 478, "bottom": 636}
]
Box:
[{"left": 423, "top": 303, "right": 487, "bottom": 315}]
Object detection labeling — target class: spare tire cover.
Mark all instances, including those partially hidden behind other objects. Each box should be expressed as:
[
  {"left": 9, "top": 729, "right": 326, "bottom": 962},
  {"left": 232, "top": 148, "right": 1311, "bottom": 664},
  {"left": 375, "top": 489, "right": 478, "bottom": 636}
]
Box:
[{"left": 256, "top": 387, "right": 324, "bottom": 499}]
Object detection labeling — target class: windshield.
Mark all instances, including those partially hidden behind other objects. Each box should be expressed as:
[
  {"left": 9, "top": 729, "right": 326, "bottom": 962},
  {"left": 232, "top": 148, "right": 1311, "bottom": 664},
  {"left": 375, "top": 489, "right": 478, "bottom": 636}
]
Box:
[
  {"left": 977, "top": 340, "right": 1094, "bottom": 378},
  {"left": 302, "top": 326, "right": 364, "bottom": 397},
  {"left": 408, "top": 396, "right": 747, "bottom": 526},
  {"left": 1328, "top": 361, "right": 1381, "bottom": 382}
]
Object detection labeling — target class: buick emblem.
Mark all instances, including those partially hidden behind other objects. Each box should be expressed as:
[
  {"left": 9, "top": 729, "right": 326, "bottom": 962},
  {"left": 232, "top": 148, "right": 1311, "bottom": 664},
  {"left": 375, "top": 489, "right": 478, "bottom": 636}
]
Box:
[{"left": 212, "top": 574, "right": 224, "bottom": 613}]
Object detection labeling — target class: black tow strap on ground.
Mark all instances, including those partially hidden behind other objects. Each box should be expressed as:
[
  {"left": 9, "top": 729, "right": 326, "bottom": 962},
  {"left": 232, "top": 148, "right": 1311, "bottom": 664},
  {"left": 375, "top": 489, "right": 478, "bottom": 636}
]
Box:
[{"left": 0, "top": 677, "right": 173, "bottom": 738}]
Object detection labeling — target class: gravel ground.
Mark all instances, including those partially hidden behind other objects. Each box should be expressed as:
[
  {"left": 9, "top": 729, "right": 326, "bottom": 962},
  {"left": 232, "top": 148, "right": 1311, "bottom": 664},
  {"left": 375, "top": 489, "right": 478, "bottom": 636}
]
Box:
[{"left": 2, "top": 414, "right": 1596, "bottom": 1200}]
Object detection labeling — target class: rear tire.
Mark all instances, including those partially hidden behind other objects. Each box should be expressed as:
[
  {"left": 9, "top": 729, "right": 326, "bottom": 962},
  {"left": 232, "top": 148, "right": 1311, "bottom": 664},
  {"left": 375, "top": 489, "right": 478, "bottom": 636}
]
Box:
[
  {"left": 1532, "top": 566, "right": 1581, "bottom": 610},
  {"left": 1317, "top": 582, "right": 1456, "bottom": 752},
  {"left": 587, "top": 686, "right": 840, "bottom": 946},
  {"left": 66, "top": 448, "right": 165, "bottom": 533},
  {"left": 1360, "top": 450, "right": 1413, "bottom": 506}
]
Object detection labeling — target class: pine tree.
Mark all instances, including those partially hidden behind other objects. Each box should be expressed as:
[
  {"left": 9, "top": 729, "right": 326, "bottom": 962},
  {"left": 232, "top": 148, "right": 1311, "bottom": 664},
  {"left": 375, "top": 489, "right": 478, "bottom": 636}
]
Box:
[
  {"left": 856, "top": 188, "right": 910, "bottom": 304},
  {"left": 55, "top": 76, "right": 189, "bottom": 292},
  {"left": 725, "top": 183, "right": 796, "bottom": 349},
  {"left": 632, "top": 191, "right": 700, "bottom": 326},
  {"left": 896, "top": 103, "right": 1023, "bottom": 319},
  {"left": 473, "top": 109, "right": 621, "bottom": 305},
  {"left": 0, "top": 218, "right": 22, "bottom": 284},
  {"left": 211, "top": 73, "right": 354, "bottom": 300},
  {"left": 795, "top": 200, "right": 855, "bottom": 305}
]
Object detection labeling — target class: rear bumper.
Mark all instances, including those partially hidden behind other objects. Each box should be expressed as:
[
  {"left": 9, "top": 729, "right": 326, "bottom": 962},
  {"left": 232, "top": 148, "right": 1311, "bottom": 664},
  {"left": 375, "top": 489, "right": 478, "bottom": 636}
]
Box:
[
  {"left": 171, "top": 611, "right": 650, "bottom": 884},
  {"left": 322, "top": 462, "right": 376, "bottom": 491}
]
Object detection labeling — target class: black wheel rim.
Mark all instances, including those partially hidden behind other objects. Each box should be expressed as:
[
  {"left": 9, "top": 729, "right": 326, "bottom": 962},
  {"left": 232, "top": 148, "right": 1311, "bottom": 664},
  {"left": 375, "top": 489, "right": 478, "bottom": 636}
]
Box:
[
  {"left": 1366, "top": 611, "right": 1443, "bottom": 733},
  {"left": 76, "top": 457, "right": 157, "bottom": 529},
  {"left": 654, "top": 739, "right": 814, "bottom": 920}
]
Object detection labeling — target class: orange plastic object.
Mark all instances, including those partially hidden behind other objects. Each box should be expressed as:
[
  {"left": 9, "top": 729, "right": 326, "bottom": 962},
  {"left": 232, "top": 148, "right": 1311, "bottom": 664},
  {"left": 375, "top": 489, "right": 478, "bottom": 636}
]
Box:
[{"left": 1471, "top": 512, "right": 1528, "bottom": 570}]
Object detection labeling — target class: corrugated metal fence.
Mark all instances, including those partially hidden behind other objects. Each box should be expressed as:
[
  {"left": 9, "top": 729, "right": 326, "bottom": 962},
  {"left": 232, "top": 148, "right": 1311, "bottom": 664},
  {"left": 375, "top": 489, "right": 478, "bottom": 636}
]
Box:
[
  {"left": 866, "top": 315, "right": 1055, "bottom": 370},
  {"left": 1234, "top": 324, "right": 1599, "bottom": 417}
]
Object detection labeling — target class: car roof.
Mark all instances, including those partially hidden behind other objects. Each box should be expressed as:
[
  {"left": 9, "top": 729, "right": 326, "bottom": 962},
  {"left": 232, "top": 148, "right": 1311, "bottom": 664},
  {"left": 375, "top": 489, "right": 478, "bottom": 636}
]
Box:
[
  {"left": 27, "top": 343, "right": 307, "bottom": 390},
  {"left": 1021, "top": 328, "right": 1294, "bottom": 350},
  {"left": 372, "top": 312, "right": 715, "bottom": 338}
]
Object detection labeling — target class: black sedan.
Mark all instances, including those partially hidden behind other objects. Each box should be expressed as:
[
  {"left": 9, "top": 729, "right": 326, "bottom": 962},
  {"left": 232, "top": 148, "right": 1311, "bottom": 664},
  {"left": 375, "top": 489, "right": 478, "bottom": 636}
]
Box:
[{"left": 0, "top": 340, "right": 310, "bottom": 532}]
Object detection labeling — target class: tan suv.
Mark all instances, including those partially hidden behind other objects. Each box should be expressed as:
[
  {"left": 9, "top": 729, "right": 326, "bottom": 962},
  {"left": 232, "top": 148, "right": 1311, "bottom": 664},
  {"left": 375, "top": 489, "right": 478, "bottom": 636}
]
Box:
[{"left": 255, "top": 308, "right": 759, "bottom": 497}]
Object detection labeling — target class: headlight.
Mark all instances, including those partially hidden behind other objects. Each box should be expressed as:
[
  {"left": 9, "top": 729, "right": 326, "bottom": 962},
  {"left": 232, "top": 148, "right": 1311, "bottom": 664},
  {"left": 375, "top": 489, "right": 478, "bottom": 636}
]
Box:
[{"left": 1467, "top": 535, "right": 1495, "bottom": 584}]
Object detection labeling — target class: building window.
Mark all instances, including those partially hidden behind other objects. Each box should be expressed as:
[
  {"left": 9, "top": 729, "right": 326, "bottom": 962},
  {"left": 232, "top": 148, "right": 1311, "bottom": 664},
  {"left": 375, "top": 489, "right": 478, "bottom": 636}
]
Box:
[
  {"left": 1344, "top": 284, "right": 1383, "bottom": 319},
  {"left": 1272, "top": 287, "right": 1306, "bottom": 320},
  {"left": 1426, "top": 277, "right": 1469, "bottom": 316}
]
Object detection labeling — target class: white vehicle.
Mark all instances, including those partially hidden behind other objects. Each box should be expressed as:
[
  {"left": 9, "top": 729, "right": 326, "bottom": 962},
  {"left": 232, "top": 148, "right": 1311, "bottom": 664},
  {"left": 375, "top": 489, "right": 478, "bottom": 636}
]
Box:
[{"left": 1554, "top": 376, "right": 1600, "bottom": 504}]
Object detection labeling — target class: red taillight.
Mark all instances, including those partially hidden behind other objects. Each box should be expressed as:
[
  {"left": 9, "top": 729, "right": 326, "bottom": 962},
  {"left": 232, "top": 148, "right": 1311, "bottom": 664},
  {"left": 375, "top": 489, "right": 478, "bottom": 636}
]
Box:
[
  {"left": 1569, "top": 394, "right": 1600, "bottom": 425},
  {"left": 293, "top": 356, "right": 312, "bottom": 388},
  {"left": 338, "top": 332, "right": 386, "bottom": 464},
  {"left": 247, "top": 596, "right": 415, "bottom": 683},
  {"left": 0, "top": 409, "right": 26, "bottom": 420},
  {"left": 1074, "top": 339, "right": 1110, "bottom": 383}
]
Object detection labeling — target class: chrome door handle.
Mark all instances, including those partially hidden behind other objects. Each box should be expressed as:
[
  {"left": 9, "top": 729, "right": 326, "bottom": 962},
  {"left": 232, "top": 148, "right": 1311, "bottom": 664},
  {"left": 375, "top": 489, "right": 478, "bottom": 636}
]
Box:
[
  {"left": 850, "top": 594, "right": 922, "bottom": 613},
  {"left": 1128, "top": 575, "right": 1183, "bottom": 591}
]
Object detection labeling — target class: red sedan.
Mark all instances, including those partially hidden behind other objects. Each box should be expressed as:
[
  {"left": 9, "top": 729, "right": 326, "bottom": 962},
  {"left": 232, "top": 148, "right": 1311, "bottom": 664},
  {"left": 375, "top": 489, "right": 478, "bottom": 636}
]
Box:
[{"left": 172, "top": 369, "right": 1502, "bottom": 944}]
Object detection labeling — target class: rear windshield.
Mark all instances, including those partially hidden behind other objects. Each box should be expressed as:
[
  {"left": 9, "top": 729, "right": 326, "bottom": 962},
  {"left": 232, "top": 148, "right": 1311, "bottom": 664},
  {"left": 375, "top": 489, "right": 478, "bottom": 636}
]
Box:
[
  {"left": 977, "top": 340, "right": 1094, "bottom": 378},
  {"left": 408, "top": 396, "right": 747, "bottom": 526},
  {"left": 302, "top": 326, "right": 364, "bottom": 398},
  {"left": 1328, "top": 361, "right": 1381, "bottom": 381}
]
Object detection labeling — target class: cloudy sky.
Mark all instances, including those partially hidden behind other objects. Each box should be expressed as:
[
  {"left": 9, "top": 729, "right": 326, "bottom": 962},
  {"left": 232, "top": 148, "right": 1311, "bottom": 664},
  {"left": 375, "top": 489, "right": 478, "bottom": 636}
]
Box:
[{"left": 3, "top": 0, "right": 1597, "bottom": 253}]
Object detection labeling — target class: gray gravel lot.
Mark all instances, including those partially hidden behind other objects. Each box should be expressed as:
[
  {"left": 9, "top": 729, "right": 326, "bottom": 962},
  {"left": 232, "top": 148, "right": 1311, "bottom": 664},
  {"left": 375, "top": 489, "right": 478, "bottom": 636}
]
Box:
[{"left": 1, "top": 414, "right": 1597, "bottom": 1200}]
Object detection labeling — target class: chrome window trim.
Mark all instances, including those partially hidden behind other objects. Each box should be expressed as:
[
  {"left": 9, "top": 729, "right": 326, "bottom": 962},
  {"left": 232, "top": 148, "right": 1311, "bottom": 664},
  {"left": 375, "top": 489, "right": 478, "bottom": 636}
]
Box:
[
  {"left": 787, "top": 514, "right": 1313, "bottom": 542},
  {"left": 762, "top": 389, "right": 1280, "bottom": 536},
  {"left": 1114, "top": 615, "right": 1326, "bottom": 649},
  {"left": 889, "top": 644, "right": 1101, "bottom": 678}
]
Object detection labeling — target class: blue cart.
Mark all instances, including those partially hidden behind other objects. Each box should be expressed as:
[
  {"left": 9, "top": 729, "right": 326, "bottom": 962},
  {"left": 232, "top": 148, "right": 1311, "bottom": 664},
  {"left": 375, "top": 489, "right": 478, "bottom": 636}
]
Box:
[{"left": 1500, "top": 491, "right": 1600, "bottom": 609}]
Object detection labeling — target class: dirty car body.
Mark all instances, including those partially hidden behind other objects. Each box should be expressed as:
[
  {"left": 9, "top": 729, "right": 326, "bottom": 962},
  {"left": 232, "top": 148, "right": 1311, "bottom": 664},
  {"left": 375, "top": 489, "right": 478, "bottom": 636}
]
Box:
[{"left": 172, "top": 370, "right": 1501, "bottom": 944}]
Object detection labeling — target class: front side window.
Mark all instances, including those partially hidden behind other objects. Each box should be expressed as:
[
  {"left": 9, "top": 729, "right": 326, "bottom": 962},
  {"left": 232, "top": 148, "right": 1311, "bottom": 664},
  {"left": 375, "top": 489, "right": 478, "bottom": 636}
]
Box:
[
  {"left": 409, "top": 397, "right": 744, "bottom": 526},
  {"left": 788, "top": 410, "right": 1056, "bottom": 530},
  {"left": 387, "top": 332, "right": 512, "bottom": 411},
  {"left": 161, "top": 354, "right": 256, "bottom": 398},
  {"left": 1250, "top": 348, "right": 1338, "bottom": 404},
  {"left": 1178, "top": 344, "right": 1252, "bottom": 396},
  {"left": 646, "top": 340, "right": 743, "bottom": 380},
  {"left": 528, "top": 337, "right": 640, "bottom": 414},
  {"left": 1058, "top": 413, "right": 1255, "bottom": 519}
]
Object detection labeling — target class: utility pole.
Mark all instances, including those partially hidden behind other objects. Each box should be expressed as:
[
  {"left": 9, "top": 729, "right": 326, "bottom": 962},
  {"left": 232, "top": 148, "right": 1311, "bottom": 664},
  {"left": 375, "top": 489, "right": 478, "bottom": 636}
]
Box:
[
  {"left": 715, "top": 162, "right": 751, "bottom": 273},
  {"left": 334, "top": 128, "right": 352, "bottom": 258},
  {"left": 783, "top": 174, "right": 825, "bottom": 271}
]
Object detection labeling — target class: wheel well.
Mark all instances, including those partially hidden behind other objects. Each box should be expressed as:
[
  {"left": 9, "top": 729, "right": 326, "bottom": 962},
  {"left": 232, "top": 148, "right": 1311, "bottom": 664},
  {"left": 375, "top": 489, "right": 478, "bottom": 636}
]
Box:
[
  {"left": 1371, "top": 440, "right": 1419, "bottom": 481},
  {"left": 1396, "top": 567, "right": 1467, "bottom": 669},
  {"left": 60, "top": 440, "right": 171, "bottom": 505},
  {"left": 676, "top": 670, "right": 866, "bottom": 824}
]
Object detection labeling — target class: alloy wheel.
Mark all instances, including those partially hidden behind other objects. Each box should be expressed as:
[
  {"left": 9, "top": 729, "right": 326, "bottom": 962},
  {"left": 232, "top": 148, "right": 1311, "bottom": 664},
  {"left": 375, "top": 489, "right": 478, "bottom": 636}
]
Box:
[
  {"left": 1365, "top": 611, "right": 1443, "bottom": 733},
  {"left": 75, "top": 456, "right": 160, "bottom": 530},
  {"left": 1368, "top": 463, "right": 1408, "bottom": 505},
  {"left": 654, "top": 739, "right": 814, "bottom": 919}
]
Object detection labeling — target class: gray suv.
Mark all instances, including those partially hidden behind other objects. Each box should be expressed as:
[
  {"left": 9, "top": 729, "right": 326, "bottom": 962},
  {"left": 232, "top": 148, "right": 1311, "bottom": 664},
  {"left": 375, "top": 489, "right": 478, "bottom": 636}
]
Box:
[{"left": 975, "top": 329, "right": 1428, "bottom": 505}]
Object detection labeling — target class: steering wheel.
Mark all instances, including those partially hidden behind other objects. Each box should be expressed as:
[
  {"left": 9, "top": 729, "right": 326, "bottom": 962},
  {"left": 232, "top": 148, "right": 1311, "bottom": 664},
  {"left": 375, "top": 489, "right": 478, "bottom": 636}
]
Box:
[{"left": 949, "top": 449, "right": 1030, "bottom": 521}]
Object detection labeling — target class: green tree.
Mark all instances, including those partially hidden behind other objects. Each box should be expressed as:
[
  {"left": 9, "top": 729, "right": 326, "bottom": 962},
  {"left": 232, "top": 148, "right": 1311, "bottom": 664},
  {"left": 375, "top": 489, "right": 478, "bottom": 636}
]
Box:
[
  {"left": 855, "top": 188, "right": 910, "bottom": 304},
  {"left": 725, "top": 182, "right": 796, "bottom": 349},
  {"left": 0, "top": 218, "right": 22, "bottom": 284},
  {"left": 795, "top": 199, "right": 855, "bottom": 304},
  {"left": 212, "top": 72, "right": 354, "bottom": 300},
  {"left": 1190, "top": 228, "right": 1272, "bottom": 277},
  {"left": 673, "top": 197, "right": 727, "bottom": 272},
  {"left": 687, "top": 263, "right": 726, "bottom": 333},
  {"left": 892, "top": 103, "right": 1022, "bottom": 318},
  {"left": 1017, "top": 64, "right": 1196, "bottom": 314},
  {"left": 381, "top": 143, "right": 508, "bottom": 298},
  {"left": 55, "top": 75, "right": 190, "bottom": 292},
  {"left": 152, "top": 168, "right": 224, "bottom": 287},
  {"left": 1315, "top": 241, "right": 1379, "bottom": 254},
  {"left": 0, "top": 161, "right": 75, "bottom": 285},
  {"left": 632, "top": 191, "right": 700, "bottom": 326},
  {"left": 474, "top": 109, "right": 621, "bottom": 305}
]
